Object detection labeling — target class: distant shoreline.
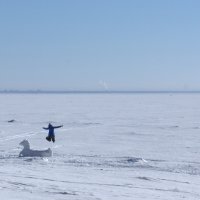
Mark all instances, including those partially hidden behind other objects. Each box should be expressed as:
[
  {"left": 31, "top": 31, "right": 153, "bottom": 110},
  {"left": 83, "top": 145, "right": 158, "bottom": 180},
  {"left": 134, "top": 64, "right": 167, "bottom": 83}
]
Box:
[{"left": 0, "top": 90, "right": 200, "bottom": 94}]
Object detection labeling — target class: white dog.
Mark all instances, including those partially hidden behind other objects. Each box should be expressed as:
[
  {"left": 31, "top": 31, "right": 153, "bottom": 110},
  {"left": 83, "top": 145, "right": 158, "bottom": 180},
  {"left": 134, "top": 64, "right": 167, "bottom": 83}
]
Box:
[{"left": 19, "top": 139, "right": 52, "bottom": 157}]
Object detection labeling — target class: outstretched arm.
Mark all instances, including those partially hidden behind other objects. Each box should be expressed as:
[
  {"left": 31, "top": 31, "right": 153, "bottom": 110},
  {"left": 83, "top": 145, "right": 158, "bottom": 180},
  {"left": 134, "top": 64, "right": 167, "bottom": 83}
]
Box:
[
  {"left": 53, "top": 125, "right": 63, "bottom": 129},
  {"left": 43, "top": 127, "right": 49, "bottom": 130}
]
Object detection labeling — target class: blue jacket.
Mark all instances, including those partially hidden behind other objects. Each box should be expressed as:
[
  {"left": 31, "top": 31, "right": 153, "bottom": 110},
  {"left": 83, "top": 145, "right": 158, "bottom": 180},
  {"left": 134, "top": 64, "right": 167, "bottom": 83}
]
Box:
[{"left": 43, "top": 124, "right": 62, "bottom": 137}]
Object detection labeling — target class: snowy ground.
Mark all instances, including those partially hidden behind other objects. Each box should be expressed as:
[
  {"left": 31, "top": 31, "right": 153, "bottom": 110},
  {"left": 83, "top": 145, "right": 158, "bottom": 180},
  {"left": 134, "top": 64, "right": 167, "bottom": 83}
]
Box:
[{"left": 0, "top": 93, "right": 200, "bottom": 200}]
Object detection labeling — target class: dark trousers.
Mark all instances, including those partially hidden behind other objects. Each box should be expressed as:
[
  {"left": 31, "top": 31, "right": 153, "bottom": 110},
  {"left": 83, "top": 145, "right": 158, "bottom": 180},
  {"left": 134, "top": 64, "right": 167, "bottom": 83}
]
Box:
[{"left": 46, "top": 135, "right": 55, "bottom": 142}]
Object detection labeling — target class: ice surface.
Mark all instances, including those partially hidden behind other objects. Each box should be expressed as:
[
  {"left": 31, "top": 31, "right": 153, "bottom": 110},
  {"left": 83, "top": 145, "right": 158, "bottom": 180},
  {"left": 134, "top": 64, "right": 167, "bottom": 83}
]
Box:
[{"left": 0, "top": 93, "right": 200, "bottom": 199}]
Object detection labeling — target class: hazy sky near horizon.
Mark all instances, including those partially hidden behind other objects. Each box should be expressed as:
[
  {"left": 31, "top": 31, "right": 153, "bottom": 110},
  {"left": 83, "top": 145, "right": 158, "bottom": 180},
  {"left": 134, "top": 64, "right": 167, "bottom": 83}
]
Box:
[{"left": 0, "top": 0, "right": 200, "bottom": 91}]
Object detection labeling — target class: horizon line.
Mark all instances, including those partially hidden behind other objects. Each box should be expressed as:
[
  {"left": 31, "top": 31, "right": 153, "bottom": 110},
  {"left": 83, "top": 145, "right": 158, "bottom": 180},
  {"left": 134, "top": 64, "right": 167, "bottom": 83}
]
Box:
[{"left": 1, "top": 90, "right": 200, "bottom": 94}]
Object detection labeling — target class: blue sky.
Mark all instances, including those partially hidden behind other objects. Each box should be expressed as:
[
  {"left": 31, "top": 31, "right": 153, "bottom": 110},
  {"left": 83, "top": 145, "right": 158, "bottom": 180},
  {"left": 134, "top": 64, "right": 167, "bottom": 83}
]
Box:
[{"left": 0, "top": 0, "right": 200, "bottom": 91}]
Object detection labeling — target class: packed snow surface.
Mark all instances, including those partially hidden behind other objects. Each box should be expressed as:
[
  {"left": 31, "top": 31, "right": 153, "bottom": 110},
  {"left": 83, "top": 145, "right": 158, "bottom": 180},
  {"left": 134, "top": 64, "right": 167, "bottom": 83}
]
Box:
[{"left": 0, "top": 93, "right": 199, "bottom": 200}]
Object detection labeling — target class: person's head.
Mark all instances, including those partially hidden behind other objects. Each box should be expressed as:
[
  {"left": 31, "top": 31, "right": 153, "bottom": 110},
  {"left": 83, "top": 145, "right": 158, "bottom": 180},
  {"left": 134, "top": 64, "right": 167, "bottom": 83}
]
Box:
[{"left": 48, "top": 123, "right": 53, "bottom": 128}]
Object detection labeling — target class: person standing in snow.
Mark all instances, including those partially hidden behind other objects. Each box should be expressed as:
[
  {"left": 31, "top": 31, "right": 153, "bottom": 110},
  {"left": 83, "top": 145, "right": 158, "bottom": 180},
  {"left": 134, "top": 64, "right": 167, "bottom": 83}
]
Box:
[{"left": 43, "top": 123, "right": 63, "bottom": 143}]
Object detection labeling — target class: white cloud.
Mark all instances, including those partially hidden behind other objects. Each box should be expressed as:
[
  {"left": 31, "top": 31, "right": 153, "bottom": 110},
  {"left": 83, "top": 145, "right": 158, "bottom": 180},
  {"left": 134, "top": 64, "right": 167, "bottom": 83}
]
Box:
[{"left": 99, "top": 80, "right": 109, "bottom": 90}]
